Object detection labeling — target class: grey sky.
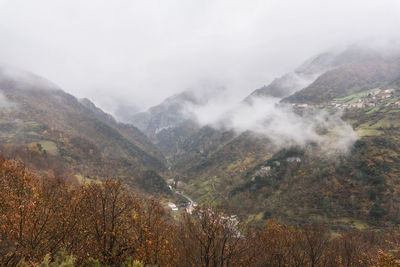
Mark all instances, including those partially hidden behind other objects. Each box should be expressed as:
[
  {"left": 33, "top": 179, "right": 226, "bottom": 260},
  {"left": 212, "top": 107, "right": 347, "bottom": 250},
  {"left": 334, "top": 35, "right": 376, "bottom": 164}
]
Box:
[{"left": 0, "top": 0, "right": 399, "bottom": 112}]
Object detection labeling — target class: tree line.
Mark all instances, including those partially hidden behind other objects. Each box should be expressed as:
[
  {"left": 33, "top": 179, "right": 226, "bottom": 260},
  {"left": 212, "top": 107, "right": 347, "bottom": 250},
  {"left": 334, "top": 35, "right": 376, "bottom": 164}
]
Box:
[{"left": 0, "top": 157, "right": 399, "bottom": 266}]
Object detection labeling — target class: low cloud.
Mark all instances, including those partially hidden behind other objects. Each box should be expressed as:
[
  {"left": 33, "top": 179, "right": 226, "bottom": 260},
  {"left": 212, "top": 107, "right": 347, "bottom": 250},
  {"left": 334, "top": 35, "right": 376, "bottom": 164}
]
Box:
[
  {"left": 185, "top": 96, "right": 358, "bottom": 154},
  {"left": 0, "top": 92, "right": 12, "bottom": 108},
  {"left": 0, "top": 65, "right": 60, "bottom": 92}
]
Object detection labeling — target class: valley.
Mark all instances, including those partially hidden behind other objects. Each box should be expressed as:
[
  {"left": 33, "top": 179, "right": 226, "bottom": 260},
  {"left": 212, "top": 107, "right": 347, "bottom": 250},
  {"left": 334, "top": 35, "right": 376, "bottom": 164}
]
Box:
[
  {"left": 121, "top": 47, "right": 400, "bottom": 230},
  {"left": 3, "top": 1, "right": 400, "bottom": 265},
  {"left": 2, "top": 46, "right": 400, "bottom": 232}
]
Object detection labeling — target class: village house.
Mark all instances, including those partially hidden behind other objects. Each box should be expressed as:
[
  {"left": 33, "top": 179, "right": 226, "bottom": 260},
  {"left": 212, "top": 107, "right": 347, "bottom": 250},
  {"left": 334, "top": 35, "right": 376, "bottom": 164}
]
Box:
[
  {"left": 356, "top": 102, "right": 364, "bottom": 108},
  {"left": 167, "top": 202, "right": 178, "bottom": 211},
  {"left": 255, "top": 166, "right": 271, "bottom": 176},
  {"left": 297, "top": 103, "right": 308, "bottom": 108},
  {"left": 372, "top": 89, "right": 382, "bottom": 96},
  {"left": 348, "top": 102, "right": 364, "bottom": 108},
  {"left": 286, "top": 157, "right": 301, "bottom": 163},
  {"left": 382, "top": 94, "right": 391, "bottom": 99},
  {"left": 384, "top": 88, "right": 395, "bottom": 94},
  {"left": 186, "top": 206, "right": 195, "bottom": 214},
  {"left": 273, "top": 161, "right": 281, "bottom": 166}
]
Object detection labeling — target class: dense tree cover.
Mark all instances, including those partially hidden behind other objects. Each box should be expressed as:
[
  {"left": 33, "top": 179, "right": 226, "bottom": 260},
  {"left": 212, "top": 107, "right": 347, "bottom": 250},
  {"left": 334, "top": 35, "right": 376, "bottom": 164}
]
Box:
[
  {"left": 224, "top": 132, "right": 400, "bottom": 229},
  {"left": 0, "top": 78, "right": 167, "bottom": 197},
  {"left": 1, "top": 157, "right": 400, "bottom": 266}
]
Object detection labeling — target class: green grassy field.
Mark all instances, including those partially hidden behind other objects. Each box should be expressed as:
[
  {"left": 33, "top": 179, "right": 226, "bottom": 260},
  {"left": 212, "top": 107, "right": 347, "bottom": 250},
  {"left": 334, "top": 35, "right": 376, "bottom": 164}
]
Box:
[
  {"left": 29, "top": 140, "right": 59, "bottom": 155},
  {"left": 333, "top": 88, "right": 377, "bottom": 104}
]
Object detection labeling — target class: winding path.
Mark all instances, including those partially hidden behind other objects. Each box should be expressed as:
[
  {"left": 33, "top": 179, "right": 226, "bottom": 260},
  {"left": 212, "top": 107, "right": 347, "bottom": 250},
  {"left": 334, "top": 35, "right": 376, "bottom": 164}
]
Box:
[{"left": 175, "top": 190, "right": 195, "bottom": 208}]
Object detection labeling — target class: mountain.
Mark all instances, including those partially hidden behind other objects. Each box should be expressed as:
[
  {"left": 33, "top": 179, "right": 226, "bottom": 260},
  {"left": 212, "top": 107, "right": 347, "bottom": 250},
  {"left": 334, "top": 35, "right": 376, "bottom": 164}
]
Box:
[
  {"left": 248, "top": 47, "right": 400, "bottom": 104},
  {"left": 125, "top": 91, "right": 200, "bottom": 143},
  {"left": 172, "top": 89, "right": 400, "bottom": 229},
  {"left": 79, "top": 97, "right": 165, "bottom": 163},
  {"left": 0, "top": 66, "right": 168, "bottom": 193},
  {"left": 198, "top": 48, "right": 400, "bottom": 228},
  {"left": 125, "top": 46, "right": 400, "bottom": 229},
  {"left": 124, "top": 85, "right": 227, "bottom": 141},
  {"left": 233, "top": 76, "right": 400, "bottom": 227},
  {"left": 246, "top": 73, "right": 313, "bottom": 100},
  {"left": 246, "top": 52, "right": 339, "bottom": 100},
  {"left": 386, "top": 75, "right": 400, "bottom": 89},
  {"left": 4, "top": 45, "right": 400, "bottom": 230},
  {"left": 282, "top": 49, "right": 400, "bottom": 104},
  {"left": 122, "top": 91, "right": 205, "bottom": 166}
]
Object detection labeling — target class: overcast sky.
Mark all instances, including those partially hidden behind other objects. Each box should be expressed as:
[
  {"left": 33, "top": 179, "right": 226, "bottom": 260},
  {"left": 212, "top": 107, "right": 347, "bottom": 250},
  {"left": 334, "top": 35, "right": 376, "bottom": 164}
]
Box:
[{"left": 0, "top": 0, "right": 400, "bottom": 112}]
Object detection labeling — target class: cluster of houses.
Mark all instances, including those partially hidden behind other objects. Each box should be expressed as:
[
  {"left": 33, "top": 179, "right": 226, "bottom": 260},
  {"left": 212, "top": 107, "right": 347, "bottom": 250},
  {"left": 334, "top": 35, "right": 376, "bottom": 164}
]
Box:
[
  {"left": 286, "top": 157, "right": 301, "bottom": 163},
  {"left": 165, "top": 196, "right": 240, "bottom": 234},
  {"left": 254, "top": 158, "right": 300, "bottom": 177},
  {"left": 166, "top": 202, "right": 240, "bottom": 236},
  {"left": 167, "top": 202, "right": 178, "bottom": 211},
  {"left": 293, "top": 88, "right": 399, "bottom": 110},
  {"left": 166, "top": 201, "right": 198, "bottom": 214},
  {"left": 329, "top": 88, "right": 399, "bottom": 110},
  {"left": 199, "top": 209, "right": 241, "bottom": 237},
  {"left": 254, "top": 166, "right": 271, "bottom": 177}
]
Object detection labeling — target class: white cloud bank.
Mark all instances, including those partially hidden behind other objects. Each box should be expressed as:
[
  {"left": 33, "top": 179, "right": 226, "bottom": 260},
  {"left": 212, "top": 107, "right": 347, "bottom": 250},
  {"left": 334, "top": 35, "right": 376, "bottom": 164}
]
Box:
[{"left": 186, "top": 96, "right": 358, "bottom": 154}]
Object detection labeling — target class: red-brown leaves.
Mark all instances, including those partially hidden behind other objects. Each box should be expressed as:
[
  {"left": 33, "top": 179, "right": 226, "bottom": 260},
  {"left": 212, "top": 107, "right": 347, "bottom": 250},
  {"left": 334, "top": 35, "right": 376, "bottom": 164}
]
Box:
[{"left": 1, "top": 157, "right": 400, "bottom": 266}]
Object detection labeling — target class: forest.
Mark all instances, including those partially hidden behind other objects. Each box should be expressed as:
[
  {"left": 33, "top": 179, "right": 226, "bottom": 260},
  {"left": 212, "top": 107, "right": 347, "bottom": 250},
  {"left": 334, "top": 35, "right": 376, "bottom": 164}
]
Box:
[{"left": 1, "top": 157, "right": 400, "bottom": 267}]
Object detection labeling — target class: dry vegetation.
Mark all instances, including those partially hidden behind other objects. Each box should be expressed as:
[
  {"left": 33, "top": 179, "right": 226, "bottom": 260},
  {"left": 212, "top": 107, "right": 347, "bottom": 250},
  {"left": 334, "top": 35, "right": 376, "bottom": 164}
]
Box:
[{"left": 1, "top": 157, "right": 400, "bottom": 266}]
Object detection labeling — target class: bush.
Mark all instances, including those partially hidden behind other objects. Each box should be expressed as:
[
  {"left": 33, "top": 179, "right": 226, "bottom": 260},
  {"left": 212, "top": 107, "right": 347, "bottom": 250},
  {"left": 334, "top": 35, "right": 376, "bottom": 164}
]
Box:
[
  {"left": 263, "top": 210, "right": 272, "bottom": 220},
  {"left": 369, "top": 203, "right": 386, "bottom": 219},
  {"left": 38, "top": 249, "right": 75, "bottom": 267}
]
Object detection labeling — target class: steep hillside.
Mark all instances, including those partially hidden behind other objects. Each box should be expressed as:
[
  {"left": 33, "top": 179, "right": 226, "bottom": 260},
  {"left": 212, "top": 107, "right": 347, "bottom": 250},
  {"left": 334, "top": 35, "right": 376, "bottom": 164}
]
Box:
[
  {"left": 0, "top": 67, "right": 168, "bottom": 193},
  {"left": 80, "top": 98, "right": 165, "bottom": 163},
  {"left": 238, "top": 101, "right": 400, "bottom": 227},
  {"left": 247, "top": 74, "right": 310, "bottom": 100},
  {"left": 386, "top": 75, "right": 400, "bottom": 89},
  {"left": 158, "top": 49, "right": 400, "bottom": 229},
  {"left": 204, "top": 80, "right": 400, "bottom": 229},
  {"left": 127, "top": 90, "right": 204, "bottom": 140},
  {"left": 171, "top": 98, "right": 400, "bottom": 229},
  {"left": 247, "top": 52, "right": 337, "bottom": 100},
  {"left": 4, "top": 47, "right": 400, "bottom": 230},
  {"left": 283, "top": 53, "right": 400, "bottom": 104},
  {"left": 179, "top": 131, "right": 275, "bottom": 203},
  {"left": 247, "top": 47, "right": 400, "bottom": 105}
]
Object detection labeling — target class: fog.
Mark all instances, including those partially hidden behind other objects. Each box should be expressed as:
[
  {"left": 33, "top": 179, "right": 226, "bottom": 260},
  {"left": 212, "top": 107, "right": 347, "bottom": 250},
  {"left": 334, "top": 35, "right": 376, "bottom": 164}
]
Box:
[
  {"left": 0, "top": 92, "right": 11, "bottom": 108},
  {"left": 0, "top": 0, "right": 400, "bottom": 113},
  {"left": 182, "top": 91, "right": 358, "bottom": 154}
]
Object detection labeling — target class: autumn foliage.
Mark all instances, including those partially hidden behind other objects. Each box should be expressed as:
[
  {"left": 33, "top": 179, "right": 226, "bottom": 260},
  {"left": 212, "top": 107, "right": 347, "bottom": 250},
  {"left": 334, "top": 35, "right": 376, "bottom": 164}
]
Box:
[{"left": 1, "top": 157, "right": 400, "bottom": 266}]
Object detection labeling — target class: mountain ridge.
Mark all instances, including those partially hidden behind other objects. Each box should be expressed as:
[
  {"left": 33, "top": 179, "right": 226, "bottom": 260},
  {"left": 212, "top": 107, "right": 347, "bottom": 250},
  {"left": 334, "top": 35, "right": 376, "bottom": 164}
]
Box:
[{"left": 0, "top": 66, "right": 168, "bottom": 194}]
